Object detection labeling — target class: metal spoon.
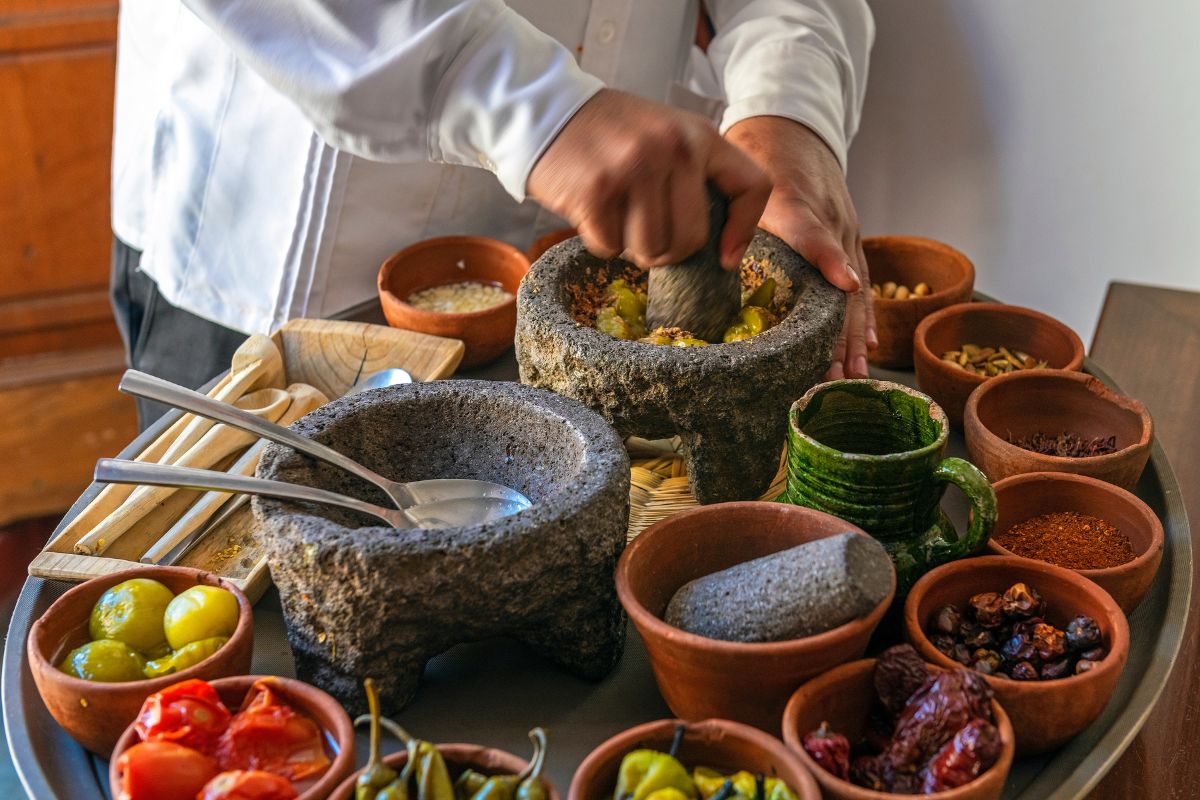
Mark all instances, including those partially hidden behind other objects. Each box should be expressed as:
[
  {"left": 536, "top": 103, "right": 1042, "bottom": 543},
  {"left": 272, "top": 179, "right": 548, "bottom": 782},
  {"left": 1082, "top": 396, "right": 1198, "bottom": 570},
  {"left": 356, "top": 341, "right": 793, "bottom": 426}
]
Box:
[
  {"left": 346, "top": 368, "right": 413, "bottom": 395},
  {"left": 118, "top": 370, "right": 532, "bottom": 519},
  {"left": 95, "top": 459, "right": 527, "bottom": 529}
]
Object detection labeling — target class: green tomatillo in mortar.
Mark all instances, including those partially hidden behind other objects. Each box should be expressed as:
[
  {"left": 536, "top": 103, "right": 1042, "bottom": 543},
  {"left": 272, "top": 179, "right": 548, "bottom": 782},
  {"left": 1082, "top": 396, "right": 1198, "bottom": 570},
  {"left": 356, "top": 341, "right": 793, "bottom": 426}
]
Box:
[{"left": 781, "top": 379, "right": 997, "bottom": 592}]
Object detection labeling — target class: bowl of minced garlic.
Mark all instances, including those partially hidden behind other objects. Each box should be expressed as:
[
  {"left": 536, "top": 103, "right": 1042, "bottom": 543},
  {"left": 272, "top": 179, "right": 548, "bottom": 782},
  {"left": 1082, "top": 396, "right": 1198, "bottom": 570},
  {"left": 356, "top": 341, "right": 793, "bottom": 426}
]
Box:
[{"left": 379, "top": 235, "right": 530, "bottom": 367}]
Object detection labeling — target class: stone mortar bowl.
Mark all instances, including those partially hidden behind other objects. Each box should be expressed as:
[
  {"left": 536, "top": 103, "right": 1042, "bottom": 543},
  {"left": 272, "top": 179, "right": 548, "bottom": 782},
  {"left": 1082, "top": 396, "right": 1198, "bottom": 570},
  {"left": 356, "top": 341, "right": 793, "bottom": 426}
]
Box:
[
  {"left": 253, "top": 379, "right": 630, "bottom": 715},
  {"left": 516, "top": 232, "right": 846, "bottom": 503}
]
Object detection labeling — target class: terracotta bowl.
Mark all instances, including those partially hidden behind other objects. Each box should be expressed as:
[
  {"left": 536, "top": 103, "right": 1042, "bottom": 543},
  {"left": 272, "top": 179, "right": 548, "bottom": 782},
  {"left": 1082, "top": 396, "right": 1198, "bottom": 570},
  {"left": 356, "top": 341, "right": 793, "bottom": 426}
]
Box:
[
  {"left": 964, "top": 370, "right": 1153, "bottom": 491},
  {"left": 330, "top": 742, "right": 560, "bottom": 800},
  {"left": 615, "top": 501, "right": 895, "bottom": 732},
  {"left": 782, "top": 659, "right": 1014, "bottom": 800},
  {"left": 526, "top": 227, "right": 577, "bottom": 262},
  {"left": 111, "top": 674, "right": 355, "bottom": 800},
  {"left": 987, "top": 472, "right": 1164, "bottom": 613},
  {"left": 904, "top": 556, "right": 1129, "bottom": 755},
  {"left": 570, "top": 718, "right": 820, "bottom": 800},
  {"left": 378, "top": 235, "right": 531, "bottom": 368},
  {"left": 864, "top": 236, "right": 975, "bottom": 369},
  {"left": 27, "top": 566, "right": 254, "bottom": 756},
  {"left": 913, "top": 303, "right": 1085, "bottom": 427}
]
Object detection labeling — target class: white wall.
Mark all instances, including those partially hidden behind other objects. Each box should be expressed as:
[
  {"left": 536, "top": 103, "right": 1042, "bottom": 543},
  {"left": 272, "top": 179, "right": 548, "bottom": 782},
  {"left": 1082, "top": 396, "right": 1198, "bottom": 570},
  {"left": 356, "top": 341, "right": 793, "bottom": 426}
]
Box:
[{"left": 847, "top": 0, "right": 1200, "bottom": 345}]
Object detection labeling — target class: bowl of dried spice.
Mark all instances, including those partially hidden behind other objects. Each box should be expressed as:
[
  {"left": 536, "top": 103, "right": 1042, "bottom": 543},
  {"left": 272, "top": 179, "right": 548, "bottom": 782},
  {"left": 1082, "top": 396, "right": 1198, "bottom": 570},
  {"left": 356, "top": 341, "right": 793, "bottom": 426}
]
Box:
[
  {"left": 986, "top": 472, "right": 1164, "bottom": 613},
  {"left": 963, "top": 370, "right": 1153, "bottom": 490},
  {"left": 913, "top": 303, "right": 1085, "bottom": 427}
]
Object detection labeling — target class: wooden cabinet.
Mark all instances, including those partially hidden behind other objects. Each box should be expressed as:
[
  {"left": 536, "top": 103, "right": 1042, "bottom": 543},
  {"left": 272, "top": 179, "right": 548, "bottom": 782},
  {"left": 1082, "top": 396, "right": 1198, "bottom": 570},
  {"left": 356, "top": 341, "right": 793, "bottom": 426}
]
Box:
[{"left": 0, "top": 0, "right": 137, "bottom": 525}]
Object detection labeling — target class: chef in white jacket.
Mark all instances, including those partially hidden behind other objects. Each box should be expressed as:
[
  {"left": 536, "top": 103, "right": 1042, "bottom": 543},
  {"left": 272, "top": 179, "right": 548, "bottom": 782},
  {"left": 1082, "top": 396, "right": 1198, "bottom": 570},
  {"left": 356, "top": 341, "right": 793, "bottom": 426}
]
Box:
[{"left": 111, "top": 0, "right": 876, "bottom": 425}]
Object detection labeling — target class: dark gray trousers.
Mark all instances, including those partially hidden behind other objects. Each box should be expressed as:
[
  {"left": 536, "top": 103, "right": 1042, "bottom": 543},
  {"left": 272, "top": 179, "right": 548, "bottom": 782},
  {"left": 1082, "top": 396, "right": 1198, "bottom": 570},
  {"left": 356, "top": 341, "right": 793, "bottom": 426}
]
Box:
[{"left": 109, "top": 237, "right": 248, "bottom": 430}]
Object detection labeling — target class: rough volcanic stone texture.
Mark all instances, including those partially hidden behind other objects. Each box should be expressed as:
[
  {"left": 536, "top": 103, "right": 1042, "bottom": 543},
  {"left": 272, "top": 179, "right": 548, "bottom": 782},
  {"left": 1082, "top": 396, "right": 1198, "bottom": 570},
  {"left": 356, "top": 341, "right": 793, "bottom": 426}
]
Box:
[
  {"left": 664, "top": 532, "right": 894, "bottom": 642},
  {"left": 516, "top": 232, "right": 846, "bottom": 503},
  {"left": 252, "top": 380, "right": 630, "bottom": 716}
]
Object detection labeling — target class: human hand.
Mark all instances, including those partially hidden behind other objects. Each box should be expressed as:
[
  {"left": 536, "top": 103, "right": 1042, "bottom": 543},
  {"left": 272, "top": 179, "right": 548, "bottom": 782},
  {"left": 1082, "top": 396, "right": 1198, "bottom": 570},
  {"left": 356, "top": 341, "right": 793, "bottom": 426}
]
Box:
[
  {"left": 725, "top": 116, "right": 875, "bottom": 379},
  {"left": 528, "top": 89, "right": 771, "bottom": 270}
]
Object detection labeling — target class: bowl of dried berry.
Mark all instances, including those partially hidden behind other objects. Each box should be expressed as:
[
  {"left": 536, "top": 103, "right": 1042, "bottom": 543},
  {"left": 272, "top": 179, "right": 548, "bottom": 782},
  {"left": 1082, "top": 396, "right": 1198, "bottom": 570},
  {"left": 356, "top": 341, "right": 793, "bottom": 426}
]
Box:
[
  {"left": 865, "top": 236, "right": 975, "bottom": 369},
  {"left": 963, "top": 369, "right": 1153, "bottom": 490},
  {"left": 913, "top": 303, "right": 1085, "bottom": 427},
  {"left": 782, "top": 645, "right": 1014, "bottom": 800},
  {"left": 378, "top": 235, "right": 530, "bottom": 368},
  {"left": 986, "top": 472, "right": 1164, "bottom": 613},
  {"left": 903, "top": 556, "right": 1129, "bottom": 755}
]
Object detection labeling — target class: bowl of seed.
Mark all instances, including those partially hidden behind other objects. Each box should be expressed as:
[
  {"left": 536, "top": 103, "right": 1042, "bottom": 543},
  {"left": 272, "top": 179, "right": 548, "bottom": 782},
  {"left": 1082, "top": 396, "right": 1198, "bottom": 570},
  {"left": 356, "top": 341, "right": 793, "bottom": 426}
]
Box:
[
  {"left": 913, "top": 302, "right": 1085, "bottom": 427},
  {"left": 865, "top": 236, "right": 976, "bottom": 369},
  {"left": 963, "top": 369, "right": 1153, "bottom": 490},
  {"left": 985, "top": 471, "right": 1163, "bottom": 613},
  {"left": 379, "top": 235, "right": 530, "bottom": 368}
]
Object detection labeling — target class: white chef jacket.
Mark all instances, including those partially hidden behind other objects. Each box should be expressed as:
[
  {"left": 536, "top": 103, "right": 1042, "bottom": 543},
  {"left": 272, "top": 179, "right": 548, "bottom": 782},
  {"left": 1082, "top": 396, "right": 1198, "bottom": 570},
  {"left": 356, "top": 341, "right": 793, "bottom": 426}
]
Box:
[{"left": 111, "top": 1, "right": 873, "bottom": 335}]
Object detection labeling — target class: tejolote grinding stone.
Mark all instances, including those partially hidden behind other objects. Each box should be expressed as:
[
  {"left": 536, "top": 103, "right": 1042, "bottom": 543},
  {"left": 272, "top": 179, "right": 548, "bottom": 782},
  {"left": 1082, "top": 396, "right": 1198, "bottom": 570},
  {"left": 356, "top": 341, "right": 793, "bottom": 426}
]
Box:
[{"left": 664, "top": 532, "right": 894, "bottom": 642}]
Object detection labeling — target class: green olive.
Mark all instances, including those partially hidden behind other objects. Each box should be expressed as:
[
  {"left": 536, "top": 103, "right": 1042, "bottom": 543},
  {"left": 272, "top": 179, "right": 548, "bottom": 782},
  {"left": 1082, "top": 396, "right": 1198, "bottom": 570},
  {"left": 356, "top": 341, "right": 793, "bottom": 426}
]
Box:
[
  {"left": 722, "top": 323, "right": 753, "bottom": 343},
  {"left": 143, "top": 636, "right": 229, "bottom": 678},
  {"left": 739, "top": 305, "right": 777, "bottom": 334},
  {"left": 163, "top": 586, "right": 239, "bottom": 650},
  {"left": 745, "top": 277, "right": 777, "bottom": 309},
  {"left": 89, "top": 578, "right": 175, "bottom": 655},
  {"left": 59, "top": 639, "right": 147, "bottom": 682}
]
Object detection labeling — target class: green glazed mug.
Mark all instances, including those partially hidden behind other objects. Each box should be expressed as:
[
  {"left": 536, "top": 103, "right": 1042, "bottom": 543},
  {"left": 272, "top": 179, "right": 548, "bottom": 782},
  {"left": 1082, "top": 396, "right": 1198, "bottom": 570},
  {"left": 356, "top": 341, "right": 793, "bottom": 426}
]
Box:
[{"left": 781, "top": 379, "right": 997, "bottom": 592}]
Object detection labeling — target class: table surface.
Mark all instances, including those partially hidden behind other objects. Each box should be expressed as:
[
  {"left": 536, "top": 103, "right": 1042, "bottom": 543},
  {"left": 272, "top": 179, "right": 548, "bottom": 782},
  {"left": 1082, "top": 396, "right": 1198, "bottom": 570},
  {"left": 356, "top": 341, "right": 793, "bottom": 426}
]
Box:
[
  {"left": 1084, "top": 282, "right": 1200, "bottom": 799},
  {"left": 3, "top": 291, "right": 1195, "bottom": 799}
]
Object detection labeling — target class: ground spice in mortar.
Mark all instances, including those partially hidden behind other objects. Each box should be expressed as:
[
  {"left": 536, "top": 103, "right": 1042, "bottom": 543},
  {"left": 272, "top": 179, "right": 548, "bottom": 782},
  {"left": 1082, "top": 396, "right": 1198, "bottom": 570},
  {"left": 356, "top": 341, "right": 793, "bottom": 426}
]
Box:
[
  {"left": 996, "top": 511, "right": 1135, "bottom": 570},
  {"left": 1008, "top": 431, "right": 1118, "bottom": 457}
]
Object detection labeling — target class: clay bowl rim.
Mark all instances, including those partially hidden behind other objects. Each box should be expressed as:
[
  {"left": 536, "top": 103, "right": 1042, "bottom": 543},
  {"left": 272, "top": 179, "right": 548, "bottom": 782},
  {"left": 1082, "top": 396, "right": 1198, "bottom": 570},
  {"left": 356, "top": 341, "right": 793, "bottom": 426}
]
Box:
[
  {"left": 615, "top": 501, "right": 896, "bottom": 657},
  {"left": 864, "top": 235, "right": 976, "bottom": 306},
  {"left": 985, "top": 471, "right": 1165, "bottom": 582},
  {"left": 27, "top": 566, "right": 254, "bottom": 698},
  {"left": 569, "top": 717, "right": 821, "bottom": 800},
  {"left": 913, "top": 302, "right": 1087, "bottom": 389},
  {"left": 377, "top": 234, "right": 530, "bottom": 323},
  {"left": 903, "top": 555, "right": 1131, "bottom": 694},
  {"left": 963, "top": 369, "right": 1154, "bottom": 470},
  {"left": 330, "top": 741, "right": 560, "bottom": 800},
  {"left": 781, "top": 658, "right": 1016, "bottom": 800},
  {"left": 788, "top": 379, "right": 950, "bottom": 464},
  {"left": 109, "top": 674, "right": 355, "bottom": 800}
]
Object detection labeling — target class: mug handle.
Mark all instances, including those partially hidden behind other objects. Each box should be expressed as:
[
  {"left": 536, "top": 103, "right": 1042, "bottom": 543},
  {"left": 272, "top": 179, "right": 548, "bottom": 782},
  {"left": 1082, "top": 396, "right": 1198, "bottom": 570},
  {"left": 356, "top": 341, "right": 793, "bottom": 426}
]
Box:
[{"left": 931, "top": 456, "right": 998, "bottom": 559}]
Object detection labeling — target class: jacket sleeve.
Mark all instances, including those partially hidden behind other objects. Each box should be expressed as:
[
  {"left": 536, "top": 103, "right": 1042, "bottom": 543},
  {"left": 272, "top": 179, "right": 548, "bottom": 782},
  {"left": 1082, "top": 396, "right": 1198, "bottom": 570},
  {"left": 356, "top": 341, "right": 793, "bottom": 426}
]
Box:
[
  {"left": 182, "top": 0, "right": 604, "bottom": 200},
  {"left": 704, "top": 0, "right": 874, "bottom": 169}
]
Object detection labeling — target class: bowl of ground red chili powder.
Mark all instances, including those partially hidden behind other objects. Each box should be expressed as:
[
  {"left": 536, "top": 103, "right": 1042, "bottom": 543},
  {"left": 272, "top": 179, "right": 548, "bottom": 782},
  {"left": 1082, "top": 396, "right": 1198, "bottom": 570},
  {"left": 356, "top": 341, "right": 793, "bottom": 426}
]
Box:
[{"left": 987, "top": 472, "right": 1164, "bottom": 613}]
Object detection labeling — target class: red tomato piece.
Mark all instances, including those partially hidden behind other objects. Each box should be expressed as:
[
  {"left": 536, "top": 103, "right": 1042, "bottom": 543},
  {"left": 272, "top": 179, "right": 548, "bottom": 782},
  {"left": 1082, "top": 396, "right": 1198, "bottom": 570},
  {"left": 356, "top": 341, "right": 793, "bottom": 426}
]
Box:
[
  {"left": 216, "top": 678, "right": 330, "bottom": 781},
  {"left": 135, "top": 678, "right": 232, "bottom": 755},
  {"left": 199, "top": 770, "right": 299, "bottom": 800},
  {"left": 116, "top": 740, "right": 218, "bottom": 800}
]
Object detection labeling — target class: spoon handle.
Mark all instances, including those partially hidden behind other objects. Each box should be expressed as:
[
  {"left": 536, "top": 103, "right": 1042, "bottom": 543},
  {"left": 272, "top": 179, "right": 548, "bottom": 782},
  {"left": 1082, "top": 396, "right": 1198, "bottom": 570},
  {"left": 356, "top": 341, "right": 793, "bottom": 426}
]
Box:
[
  {"left": 119, "top": 370, "right": 416, "bottom": 508},
  {"left": 94, "top": 458, "right": 408, "bottom": 528}
]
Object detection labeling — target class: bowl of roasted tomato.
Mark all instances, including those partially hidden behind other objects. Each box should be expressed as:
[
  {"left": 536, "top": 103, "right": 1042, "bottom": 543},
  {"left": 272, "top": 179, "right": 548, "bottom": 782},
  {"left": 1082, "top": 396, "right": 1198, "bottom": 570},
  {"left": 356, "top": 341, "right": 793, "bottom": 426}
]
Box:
[
  {"left": 782, "top": 645, "right": 1014, "bottom": 800},
  {"left": 27, "top": 566, "right": 254, "bottom": 756},
  {"left": 109, "top": 675, "right": 355, "bottom": 800}
]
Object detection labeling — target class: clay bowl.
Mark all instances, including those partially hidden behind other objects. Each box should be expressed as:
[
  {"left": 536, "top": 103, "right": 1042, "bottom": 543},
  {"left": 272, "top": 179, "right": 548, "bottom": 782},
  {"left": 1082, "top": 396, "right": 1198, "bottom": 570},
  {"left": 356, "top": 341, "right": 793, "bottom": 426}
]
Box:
[
  {"left": 27, "top": 566, "right": 254, "bottom": 756},
  {"left": 571, "top": 718, "right": 820, "bottom": 800},
  {"left": 904, "top": 556, "right": 1129, "bottom": 755},
  {"left": 330, "top": 742, "right": 560, "bottom": 800},
  {"left": 378, "top": 235, "right": 530, "bottom": 368},
  {"left": 615, "top": 501, "right": 895, "bottom": 732},
  {"left": 526, "top": 227, "right": 576, "bottom": 262},
  {"left": 964, "top": 370, "right": 1153, "bottom": 491},
  {"left": 913, "top": 303, "right": 1085, "bottom": 427},
  {"left": 111, "top": 674, "right": 355, "bottom": 800},
  {"left": 864, "top": 236, "right": 975, "bottom": 369},
  {"left": 782, "top": 659, "right": 1014, "bottom": 800},
  {"left": 986, "top": 472, "right": 1164, "bottom": 613}
]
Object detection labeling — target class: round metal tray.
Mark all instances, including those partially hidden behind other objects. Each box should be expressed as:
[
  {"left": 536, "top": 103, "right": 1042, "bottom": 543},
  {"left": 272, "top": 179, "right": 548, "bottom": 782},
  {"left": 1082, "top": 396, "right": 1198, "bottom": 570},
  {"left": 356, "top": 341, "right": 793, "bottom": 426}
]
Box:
[{"left": 3, "top": 354, "right": 1190, "bottom": 799}]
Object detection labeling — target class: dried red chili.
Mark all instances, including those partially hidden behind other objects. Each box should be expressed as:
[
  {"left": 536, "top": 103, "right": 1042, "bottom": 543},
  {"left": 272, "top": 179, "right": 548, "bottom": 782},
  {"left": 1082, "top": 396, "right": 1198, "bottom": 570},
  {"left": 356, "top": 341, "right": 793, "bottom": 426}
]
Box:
[
  {"left": 995, "top": 512, "right": 1134, "bottom": 570},
  {"left": 801, "top": 721, "right": 851, "bottom": 780}
]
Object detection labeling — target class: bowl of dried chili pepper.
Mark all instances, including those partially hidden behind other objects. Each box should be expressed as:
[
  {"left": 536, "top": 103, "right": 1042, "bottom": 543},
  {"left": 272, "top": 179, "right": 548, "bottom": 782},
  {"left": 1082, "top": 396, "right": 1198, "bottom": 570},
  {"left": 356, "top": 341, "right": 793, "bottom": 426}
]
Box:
[
  {"left": 109, "top": 675, "right": 356, "bottom": 800},
  {"left": 782, "top": 647, "right": 1015, "bottom": 800},
  {"left": 903, "top": 556, "right": 1129, "bottom": 755},
  {"left": 986, "top": 471, "right": 1164, "bottom": 613}
]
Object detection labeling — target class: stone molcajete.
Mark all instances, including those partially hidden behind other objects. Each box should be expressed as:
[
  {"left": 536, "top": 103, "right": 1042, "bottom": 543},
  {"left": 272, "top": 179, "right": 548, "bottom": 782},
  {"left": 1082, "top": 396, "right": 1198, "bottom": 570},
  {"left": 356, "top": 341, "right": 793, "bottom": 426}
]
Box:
[
  {"left": 253, "top": 380, "right": 630, "bottom": 714},
  {"left": 515, "top": 232, "right": 845, "bottom": 504}
]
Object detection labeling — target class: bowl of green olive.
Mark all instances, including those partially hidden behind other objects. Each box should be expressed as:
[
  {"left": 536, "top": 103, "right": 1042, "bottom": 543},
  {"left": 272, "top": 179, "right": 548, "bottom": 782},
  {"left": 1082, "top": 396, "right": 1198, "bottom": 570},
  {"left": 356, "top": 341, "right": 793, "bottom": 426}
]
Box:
[{"left": 27, "top": 566, "right": 253, "bottom": 756}]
